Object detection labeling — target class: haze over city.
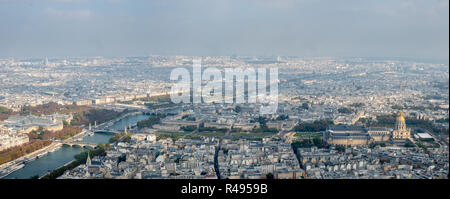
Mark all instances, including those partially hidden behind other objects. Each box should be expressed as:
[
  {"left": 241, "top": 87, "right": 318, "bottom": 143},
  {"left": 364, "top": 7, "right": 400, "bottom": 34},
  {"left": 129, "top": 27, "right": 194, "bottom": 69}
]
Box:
[{"left": 0, "top": 0, "right": 448, "bottom": 61}]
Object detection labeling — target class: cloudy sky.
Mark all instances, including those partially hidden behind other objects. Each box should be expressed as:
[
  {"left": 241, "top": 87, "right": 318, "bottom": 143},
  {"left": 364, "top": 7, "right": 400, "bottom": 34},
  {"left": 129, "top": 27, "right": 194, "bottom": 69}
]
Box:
[{"left": 0, "top": 0, "right": 448, "bottom": 60}]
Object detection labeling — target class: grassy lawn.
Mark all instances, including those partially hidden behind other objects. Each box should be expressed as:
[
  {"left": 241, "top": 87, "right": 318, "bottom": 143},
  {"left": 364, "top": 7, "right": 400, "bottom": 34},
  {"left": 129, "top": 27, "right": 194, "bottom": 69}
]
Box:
[
  {"left": 294, "top": 132, "right": 322, "bottom": 139},
  {"left": 197, "top": 131, "right": 227, "bottom": 137},
  {"left": 155, "top": 131, "right": 190, "bottom": 141},
  {"left": 416, "top": 141, "right": 440, "bottom": 149},
  {"left": 156, "top": 130, "right": 228, "bottom": 140},
  {"left": 156, "top": 130, "right": 189, "bottom": 135},
  {"left": 232, "top": 132, "right": 276, "bottom": 139}
]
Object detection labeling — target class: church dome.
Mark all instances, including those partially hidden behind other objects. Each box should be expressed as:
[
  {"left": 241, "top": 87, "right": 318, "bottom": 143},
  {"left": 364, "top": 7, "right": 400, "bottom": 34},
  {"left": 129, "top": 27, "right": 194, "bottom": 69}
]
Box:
[{"left": 397, "top": 111, "right": 405, "bottom": 122}]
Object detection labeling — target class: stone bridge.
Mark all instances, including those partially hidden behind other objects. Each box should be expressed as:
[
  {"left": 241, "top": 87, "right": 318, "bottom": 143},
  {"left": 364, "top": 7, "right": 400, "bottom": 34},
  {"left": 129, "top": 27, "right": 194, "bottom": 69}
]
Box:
[{"left": 62, "top": 142, "right": 98, "bottom": 149}]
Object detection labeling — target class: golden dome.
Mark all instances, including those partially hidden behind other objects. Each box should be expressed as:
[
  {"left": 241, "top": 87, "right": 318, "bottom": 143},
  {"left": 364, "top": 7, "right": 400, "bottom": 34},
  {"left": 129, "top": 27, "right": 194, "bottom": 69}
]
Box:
[{"left": 397, "top": 111, "right": 405, "bottom": 122}]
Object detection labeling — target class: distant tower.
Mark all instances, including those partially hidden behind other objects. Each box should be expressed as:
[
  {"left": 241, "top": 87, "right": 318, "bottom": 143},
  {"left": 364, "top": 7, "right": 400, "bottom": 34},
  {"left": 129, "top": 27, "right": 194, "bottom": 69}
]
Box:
[
  {"left": 94, "top": 121, "right": 97, "bottom": 128},
  {"left": 277, "top": 56, "right": 282, "bottom": 62},
  {"left": 392, "top": 111, "right": 411, "bottom": 139},
  {"left": 85, "top": 169, "right": 90, "bottom": 178},
  {"left": 124, "top": 125, "right": 127, "bottom": 134},
  {"left": 85, "top": 152, "right": 91, "bottom": 178},
  {"left": 43, "top": 57, "right": 49, "bottom": 66},
  {"left": 89, "top": 123, "right": 92, "bottom": 131},
  {"left": 86, "top": 152, "right": 91, "bottom": 166}
]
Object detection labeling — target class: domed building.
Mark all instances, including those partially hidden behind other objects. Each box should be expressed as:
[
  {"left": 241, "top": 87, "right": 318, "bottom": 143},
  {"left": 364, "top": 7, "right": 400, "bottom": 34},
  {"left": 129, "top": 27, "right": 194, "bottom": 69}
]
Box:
[{"left": 392, "top": 111, "right": 411, "bottom": 139}]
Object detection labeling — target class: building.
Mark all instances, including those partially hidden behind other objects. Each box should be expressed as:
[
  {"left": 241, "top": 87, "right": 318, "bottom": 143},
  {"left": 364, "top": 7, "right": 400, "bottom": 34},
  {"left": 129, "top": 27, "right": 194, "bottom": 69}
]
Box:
[
  {"left": 392, "top": 111, "right": 411, "bottom": 140},
  {"left": 131, "top": 133, "right": 157, "bottom": 142},
  {"left": 41, "top": 113, "right": 73, "bottom": 125},
  {"left": 4, "top": 114, "right": 67, "bottom": 133},
  {"left": 368, "top": 127, "right": 391, "bottom": 142},
  {"left": 324, "top": 111, "right": 412, "bottom": 146},
  {"left": 203, "top": 122, "right": 231, "bottom": 129},
  {"left": 415, "top": 133, "right": 434, "bottom": 141},
  {"left": 75, "top": 100, "right": 92, "bottom": 106},
  {"left": 0, "top": 127, "right": 29, "bottom": 151},
  {"left": 324, "top": 125, "right": 372, "bottom": 146}
]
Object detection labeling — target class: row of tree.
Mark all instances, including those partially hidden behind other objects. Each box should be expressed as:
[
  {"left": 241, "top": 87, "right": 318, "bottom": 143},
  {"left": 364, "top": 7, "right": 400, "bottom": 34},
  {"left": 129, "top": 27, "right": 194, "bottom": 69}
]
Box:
[
  {"left": 20, "top": 102, "right": 91, "bottom": 116},
  {"left": 0, "top": 106, "right": 8, "bottom": 114},
  {"left": 338, "top": 107, "right": 354, "bottom": 114},
  {"left": 70, "top": 109, "right": 130, "bottom": 126},
  {"left": 28, "top": 126, "right": 82, "bottom": 140},
  {"left": 137, "top": 113, "right": 167, "bottom": 128},
  {"left": 198, "top": 127, "right": 228, "bottom": 133},
  {"left": 293, "top": 119, "right": 333, "bottom": 132},
  {"left": 109, "top": 132, "right": 132, "bottom": 143},
  {"left": 181, "top": 125, "right": 197, "bottom": 132},
  {"left": 291, "top": 138, "right": 325, "bottom": 149},
  {"left": 0, "top": 140, "right": 52, "bottom": 165},
  {"left": 0, "top": 106, "right": 12, "bottom": 120}
]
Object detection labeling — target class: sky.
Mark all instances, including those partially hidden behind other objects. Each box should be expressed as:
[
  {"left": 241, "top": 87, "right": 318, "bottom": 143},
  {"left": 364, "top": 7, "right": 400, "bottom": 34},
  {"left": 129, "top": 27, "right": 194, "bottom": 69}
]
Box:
[{"left": 0, "top": 0, "right": 448, "bottom": 61}]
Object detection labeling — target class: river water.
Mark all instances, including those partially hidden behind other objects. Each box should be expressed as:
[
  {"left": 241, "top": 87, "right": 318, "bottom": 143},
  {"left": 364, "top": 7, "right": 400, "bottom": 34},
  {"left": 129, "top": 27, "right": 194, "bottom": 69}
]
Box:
[
  {"left": 3, "top": 113, "right": 149, "bottom": 179},
  {"left": 108, "top": 113, "right": 150, "bottom": 130}
]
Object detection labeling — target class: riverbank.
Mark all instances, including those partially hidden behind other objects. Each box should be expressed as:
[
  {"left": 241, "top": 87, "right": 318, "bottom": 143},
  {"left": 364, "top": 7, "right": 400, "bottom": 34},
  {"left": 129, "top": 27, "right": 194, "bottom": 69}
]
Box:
[
  {"left": 96, "top": 111, "right": 142, "bottom": 129},
  {"left": 0, "top": 129, "right": 93, "bottom": 179},
  {"left": 0, "top": 127, "right": 91, "bottom": 173},
  {"left": 41, "top": 134, "right": 125, "bottom": 179},
  {"left": 1, "top": 113, "right": 148, "bottom": 179},
  {"left": 40, "top": 159, "right": 77, "bottom": 179},
  {"left": 0, "top": 141, "right": 62, "bottom": 178}
]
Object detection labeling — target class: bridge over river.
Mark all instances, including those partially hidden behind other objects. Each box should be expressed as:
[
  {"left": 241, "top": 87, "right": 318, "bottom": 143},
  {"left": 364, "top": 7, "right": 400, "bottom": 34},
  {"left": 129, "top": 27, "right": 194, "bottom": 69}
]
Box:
[{"left": 62, "top": 142, "right": 97, "bottom": 149}]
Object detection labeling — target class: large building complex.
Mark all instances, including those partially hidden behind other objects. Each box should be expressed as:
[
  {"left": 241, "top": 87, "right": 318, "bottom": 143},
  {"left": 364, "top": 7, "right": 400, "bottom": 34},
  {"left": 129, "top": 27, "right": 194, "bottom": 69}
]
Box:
[
  {"left": 324, "top": 111, "right": 411, "bottom": 146},
  {"left": 0, "top": 127, "right": 29, "bottom": 151},
  {"left": 2, "top": 113, "right": 72, "bottom": 134}
]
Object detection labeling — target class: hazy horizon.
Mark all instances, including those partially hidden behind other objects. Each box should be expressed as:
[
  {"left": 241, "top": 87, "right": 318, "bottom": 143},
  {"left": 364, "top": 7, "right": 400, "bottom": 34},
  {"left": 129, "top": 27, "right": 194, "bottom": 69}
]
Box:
[{"left": 0, "top": 0, "right": 448, "bottom": 61}]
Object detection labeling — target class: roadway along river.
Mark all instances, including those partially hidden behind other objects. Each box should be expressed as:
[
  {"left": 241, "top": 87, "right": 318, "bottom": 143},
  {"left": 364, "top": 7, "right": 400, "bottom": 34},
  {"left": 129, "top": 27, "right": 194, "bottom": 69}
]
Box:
[{"left": 3, "top": 113, "right": 150, "bottom": 179}]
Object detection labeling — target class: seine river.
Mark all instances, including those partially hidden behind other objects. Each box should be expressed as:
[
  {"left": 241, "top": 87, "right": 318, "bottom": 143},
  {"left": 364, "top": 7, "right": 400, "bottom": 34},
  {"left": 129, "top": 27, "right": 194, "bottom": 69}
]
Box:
[{"left": 3, "top": 113, "right": 149, "bottom": 179}]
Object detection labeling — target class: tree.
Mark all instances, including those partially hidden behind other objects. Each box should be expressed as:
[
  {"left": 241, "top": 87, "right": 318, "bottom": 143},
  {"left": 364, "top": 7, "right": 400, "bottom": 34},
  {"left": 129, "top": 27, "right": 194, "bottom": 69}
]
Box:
[
  {"left": 181, "top": 125, "right": 197, "bottom": 132},
  {"left": 312, "top": 137, "right": 323, "bottom": 147},
  {"left": 0, "top": 140, "right": 52, "bottom": 165},
  {"left": 37, "top": 126, "right": 44, "bottom": 132},
  {"left": 266, "top": 173, "right": 274, "bottom": 179},
  {"left": 42, "top": 147, "right": 107, "bottom": 179},
  {"left": 276, "top": 115, "right": 289, "bottom": 121},
  {"left": 301, "top": 102, "right": 309, "bottom": 110},
  {"left": 254, "top": 116, "right": 268, "bottom": 128},
  {"left": 335, "top": 145, "right": 346, "bottom": 153},
  {"left": 29, "top": 175, "right": 39, "bottom": 179},
  {"left": 436, "top": 117, "right": 449, "bottom": 123},
  {"left": 234, "top": 105, "right": 241, "bottom": 113},
  {"left": 291, "top": 138, "right": 326, "bottom": 151},
  {"left": 338, "top": 107, "right": 353, "bottom": 114},
  {"left": 0, "top": 106, "right": 9, "bottom": 114},
  {"left": 392, "top": 105, "right": 404, "bottom": 110},
  {"left": 97, "top": 143, "right": 105, "bottom": 150},
  {"left": 70, "top": 109, "right": 130, "bottom": 126},
  {"left": 294, "top": 119, "right": 332, "bottom": 132},
  {"left": 137, "top": 113, "right": 166, "bottom": 128},
  {"left": 350, "top": 103, "right": 365, "bottom": 108},
  {"left": 404, "top": 142, "right": 415, "bottom": 148}
]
